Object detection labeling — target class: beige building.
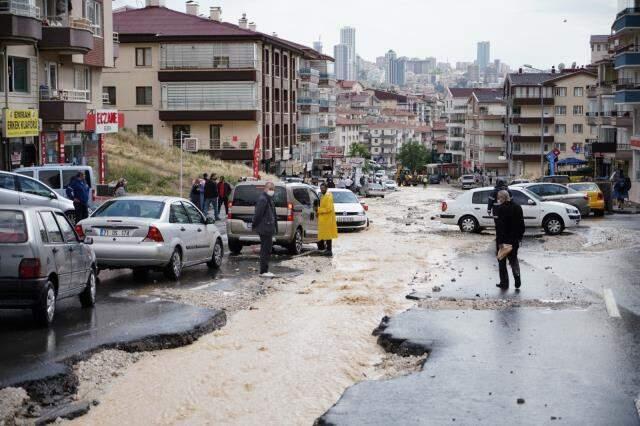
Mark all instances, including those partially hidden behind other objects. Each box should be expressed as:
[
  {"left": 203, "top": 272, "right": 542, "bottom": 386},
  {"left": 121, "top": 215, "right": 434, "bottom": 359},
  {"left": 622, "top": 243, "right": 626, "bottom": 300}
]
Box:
[{"left": 465, "top": 89, "right": 507, "bottom": 176}]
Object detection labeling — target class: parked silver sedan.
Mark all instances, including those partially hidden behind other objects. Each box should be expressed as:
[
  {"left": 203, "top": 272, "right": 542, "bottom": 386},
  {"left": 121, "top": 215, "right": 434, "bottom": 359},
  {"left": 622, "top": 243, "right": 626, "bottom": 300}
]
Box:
[
  {"left": 513, "top": 183, "right": 590, "bottom": 217},
  {"left": 76, "top": 196, "right": 224, "bottom": 280},
  {"left": 0, "top": 206, "right": 97, "bottom": 326}
]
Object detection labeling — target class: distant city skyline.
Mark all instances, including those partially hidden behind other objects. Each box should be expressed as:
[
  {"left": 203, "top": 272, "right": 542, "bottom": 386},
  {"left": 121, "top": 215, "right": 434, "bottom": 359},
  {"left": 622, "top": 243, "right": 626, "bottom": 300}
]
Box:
[{"left": 119, "top": 0, "right": 617, "bottom": 68}]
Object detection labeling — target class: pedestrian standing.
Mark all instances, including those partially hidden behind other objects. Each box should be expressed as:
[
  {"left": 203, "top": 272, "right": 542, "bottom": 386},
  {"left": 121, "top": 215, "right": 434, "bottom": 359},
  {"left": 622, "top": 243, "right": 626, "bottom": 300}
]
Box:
[
  {"left": 203, "top": 175, "right": 219, "bottom": 220},
  {"left": 613, "top": 169, "right": 630, "bottom": 210},
  {"left": 252, "top": 181, "right": 278, "bottom": 277},
  {"left": 326, "top": 177, "right": 336, "bottom": 189},
  {"left": 487, "top": 179, "right": 511, "bottom": 217},
  {"left": 199, "top": 173, "right": 208, "bottom": 212},
  {"left": 66, "top": 172, "right": 90, "bottom": 222},
  {"left": 114, "top": 178, "right": 127, "bottom": 197},
  {"left": 217, "top": 176, "right": 232, "bottom": 217},
  {"left": 189, "top": 177, "right": 201, "bottom": 208},
  {"left": 317, "top": 183, "right": 338, "bottom": 256},
  {"left": 494, "top": 190, "right": 525, "bottom": 290}
]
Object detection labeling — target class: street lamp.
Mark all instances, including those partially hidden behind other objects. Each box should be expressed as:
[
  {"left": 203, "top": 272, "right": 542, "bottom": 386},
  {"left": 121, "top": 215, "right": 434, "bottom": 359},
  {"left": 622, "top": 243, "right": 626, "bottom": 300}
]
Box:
[{"left": 523, "top": 65, "right": 547, "bottom": 177}]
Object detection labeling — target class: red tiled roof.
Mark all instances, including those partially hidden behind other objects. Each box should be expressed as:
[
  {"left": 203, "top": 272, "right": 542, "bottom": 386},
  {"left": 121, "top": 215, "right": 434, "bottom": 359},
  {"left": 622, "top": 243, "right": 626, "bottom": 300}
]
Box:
[
  {"left": 338, "top": 80, "right": 358, "bottom": 89},
  {"left": 448, "top": 88, "right": 475, "bottom": 98},
  {"left": 336, "top": 118, "right": 366, "bottom": 126},
  {"left": 414, "top": 126, "right": 432, "bottom": 132},
  {"left": 372, "top": 90, "right": 408, "bottom": 103}
]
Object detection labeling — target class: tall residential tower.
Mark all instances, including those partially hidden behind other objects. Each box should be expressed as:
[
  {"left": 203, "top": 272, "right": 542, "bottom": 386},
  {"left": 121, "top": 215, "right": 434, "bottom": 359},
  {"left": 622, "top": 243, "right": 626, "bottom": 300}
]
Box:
[
  {"left": 477, "top": 41, "right": 490, "bottom": 72},
  {"left": 339, "top": 26, "right": 356, "bottom": 80}
]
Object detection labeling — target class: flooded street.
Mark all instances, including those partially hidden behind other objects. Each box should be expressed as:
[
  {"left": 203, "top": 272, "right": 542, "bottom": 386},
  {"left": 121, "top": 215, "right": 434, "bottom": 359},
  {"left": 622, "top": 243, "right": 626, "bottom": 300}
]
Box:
[{"left": 74, "top": 186, "right": 465, "bottom": 425}]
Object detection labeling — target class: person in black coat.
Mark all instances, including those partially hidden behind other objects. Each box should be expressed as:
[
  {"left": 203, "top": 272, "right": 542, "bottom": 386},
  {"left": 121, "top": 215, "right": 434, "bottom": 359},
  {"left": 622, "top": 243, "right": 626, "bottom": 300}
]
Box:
[
  {"left": 494, "top": 190, "right": 525, "bottom": 290},
  {"left": 487, "top": 179, "right": 511, "bottom": 216},
  {"left": 203, "top": 175, "right": 220, "bottom": 220},
  {"left": 252, "top": 182, "right": 278, "bottom": 277}
]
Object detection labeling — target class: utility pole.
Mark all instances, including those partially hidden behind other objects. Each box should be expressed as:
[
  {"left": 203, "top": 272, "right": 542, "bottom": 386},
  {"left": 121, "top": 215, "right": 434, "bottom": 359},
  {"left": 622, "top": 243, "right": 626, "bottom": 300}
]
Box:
[{"left": 540, "top": 83, "right": 545, "bottom": 177}]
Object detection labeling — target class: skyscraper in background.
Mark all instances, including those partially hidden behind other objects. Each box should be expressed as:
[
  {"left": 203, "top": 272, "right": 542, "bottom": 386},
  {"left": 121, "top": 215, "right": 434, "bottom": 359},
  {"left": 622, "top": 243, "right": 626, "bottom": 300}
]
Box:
[
  {"left": 340, "top": 26, "right": 357, "bottom": 80},
  {"left": 477, "top": 41, "right": 490, "bottom": 72},
  {"left": 313, "top": 39, "right": 323, "bottom": 54},
  {"left": 384, "top": 49, "right": 405, "bottom": 86},
  {"left": 334, "top": 44, "right": 350, "bottom": 80}
]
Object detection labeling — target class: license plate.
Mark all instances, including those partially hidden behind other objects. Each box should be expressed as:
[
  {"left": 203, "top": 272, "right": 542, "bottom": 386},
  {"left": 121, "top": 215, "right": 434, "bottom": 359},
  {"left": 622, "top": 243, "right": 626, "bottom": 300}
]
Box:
[
  {"left": 338, "top": 217, "right": 356, "bottom": 222},
  {"left": 99, "top": 229, "right": 131, "bottom": 237}
]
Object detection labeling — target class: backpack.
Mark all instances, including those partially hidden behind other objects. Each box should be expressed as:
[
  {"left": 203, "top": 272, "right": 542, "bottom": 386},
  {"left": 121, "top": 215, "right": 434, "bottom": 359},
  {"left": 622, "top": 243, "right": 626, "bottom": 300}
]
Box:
[{"left": 624, "top": 177, "right": 632, "bottom": 191}]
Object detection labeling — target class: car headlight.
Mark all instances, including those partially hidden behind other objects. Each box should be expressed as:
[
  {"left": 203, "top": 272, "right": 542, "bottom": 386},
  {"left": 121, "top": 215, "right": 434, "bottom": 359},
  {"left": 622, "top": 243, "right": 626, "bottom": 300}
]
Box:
[{"left": 566, "top": 208, "right": 578, "bottom": 214}]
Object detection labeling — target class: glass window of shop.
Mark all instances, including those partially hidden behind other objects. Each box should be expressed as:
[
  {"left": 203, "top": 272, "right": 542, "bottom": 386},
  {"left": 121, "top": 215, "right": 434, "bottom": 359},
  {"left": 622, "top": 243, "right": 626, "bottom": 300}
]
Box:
[
  {"left": 64, "top": 132, "right": 99, "bottom": 168},
  {"left": 5, "top": 138, "right": 38, "bottom": 171}
]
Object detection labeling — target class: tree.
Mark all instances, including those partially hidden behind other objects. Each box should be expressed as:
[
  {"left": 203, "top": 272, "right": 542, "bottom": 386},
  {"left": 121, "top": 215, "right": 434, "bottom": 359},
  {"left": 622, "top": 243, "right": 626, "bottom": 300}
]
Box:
[
  {"left": 398, "top": 141, "right": 431, "bottom": 174},
  {"left": 349, "top": 143, "right": 371, "bottom": 160}
]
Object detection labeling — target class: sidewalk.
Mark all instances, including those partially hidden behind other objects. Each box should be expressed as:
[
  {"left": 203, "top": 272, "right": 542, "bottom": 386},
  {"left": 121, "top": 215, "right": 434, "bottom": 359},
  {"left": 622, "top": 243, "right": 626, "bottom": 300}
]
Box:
[{"left": 611, "top": 200, "right": 640, "bottom": 215}]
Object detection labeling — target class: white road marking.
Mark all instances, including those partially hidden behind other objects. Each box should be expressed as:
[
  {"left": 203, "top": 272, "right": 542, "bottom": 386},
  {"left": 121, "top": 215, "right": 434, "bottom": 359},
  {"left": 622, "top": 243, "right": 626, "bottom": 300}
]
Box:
[{"left": 603, "top": 288, "right": 621, "bottom": 318}]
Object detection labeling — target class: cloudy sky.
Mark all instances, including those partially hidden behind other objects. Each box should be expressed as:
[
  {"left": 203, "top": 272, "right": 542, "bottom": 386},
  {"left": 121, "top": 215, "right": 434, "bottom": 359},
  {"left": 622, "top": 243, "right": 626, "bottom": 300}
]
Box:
[{"left": 117, "top": 0, "right": 617, "bottom": 68}]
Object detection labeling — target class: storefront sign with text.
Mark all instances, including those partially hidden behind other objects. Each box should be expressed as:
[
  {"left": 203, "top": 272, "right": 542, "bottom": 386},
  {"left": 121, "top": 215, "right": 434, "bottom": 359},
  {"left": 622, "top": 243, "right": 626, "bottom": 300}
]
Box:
[
  {"left": 95, "top": 110, "right": 119, "bottom": 134},
  {"left": 3, "top": 109, "right": 39, "bottom": 138}
]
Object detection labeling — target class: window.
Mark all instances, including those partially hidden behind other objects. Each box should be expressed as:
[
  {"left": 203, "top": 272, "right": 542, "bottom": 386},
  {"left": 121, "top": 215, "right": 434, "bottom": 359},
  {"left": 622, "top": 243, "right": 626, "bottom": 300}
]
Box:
[
  {"left": 555, "top": 124, "right": 566, "bottom": 134},
  {"left": 40, "top": 170, "right": 61, "bottom": 189},
  {"left": 283, "top": 124, "right": 288, "bottom": 146},
  {"left": 172, "top": 125, "right": 191, "bottom": 147},
  {"left": 45, "top": 62, "right": 58, "bottom": 91},
  {"left": 17, "top": 176, "right": 54, "bottom": 198},
  {"left": 263, "top": 49, "right": 270, "bottom": 75},
  {"left": 573, "top": 124, "right": 583, "bottom": 134},
  {"left": 574, "top": 87, "right": 583, "bottom": 97},
  {"left": 169, "top": 202, "right": 190, "bottom": 224},
  {"left": 555, "top": 106, "right": 566, "bottom": 115},
  {"left": 36, "top": 213, "right": 47, "bottom": 243},
  {"left": 9, "top": 56, "right": 29, "bottom": 93},
  {"left": 74, "top": 66, "right": 91, "bottom": 97},
  {"left": 0, "top": 173, "right": 16, "bottom": 190},
  {"left": 0, "top": 211, "right": 27, "bottom": 243},
  {"left": 55, "top": 213, "right": 78, "bottom": 242},
  {"left": 210, "top": 125, "right": 221, "bottom": 150},
  {"left": 283, "top": 54, "right": 289, "bottom": 79},
  {"left": 39, "top": 212, "right": 64, "bottom": 243},
  {"left": 137, "top": 125, "right": 153, "bottom": 138},
  {"left": 85, "top": 0, "right": 103, "bottom": 37},
  {"left": 283, "top": 89, "right": 288, "bottom": 113},
  {"left": 573, "top": 105, "right": 584, "bottom": 115},
  {"left": 62, "top": 170, "right": 91, "bottom": 189},
  {"left": 554, "top": 143, "right": 567, "bottom": 151},
  {"left": 274, "top": 88, "right": 280, "bottom": 113},
  {"left": 555, "top": 87, "right": 567, "bottom": 97},
  {"left": 136, "top": 48, "right": 152, "bottom": 66},
  {"left": 293, "top": 188, "right": 311, "bottom": 206},
  {"left": 264, "top": 87, "right": 270, "bottom": 112},
  {"left": 214, "top": 56, "right": 230, "bottom": 68},
  {"left": 274, "top": 52, "right": 280, "bottom": 77},
  {"left": 513, "top": 143, "right": 521, "bottom": 152},
  {"left": 471, "top": 190, "right": 492, "bottom": 205},
  {"left": 136, "top": 86, "right": 152, "bottom": 106},
  {"left": 511, "top": 190, "right": 532, "bottom": 206},
  {"left": 183, "top": 202, "right": 205, "bottom": 224},
  {"left": 103, "top": 86, "right": 116, "bottom": 105}
]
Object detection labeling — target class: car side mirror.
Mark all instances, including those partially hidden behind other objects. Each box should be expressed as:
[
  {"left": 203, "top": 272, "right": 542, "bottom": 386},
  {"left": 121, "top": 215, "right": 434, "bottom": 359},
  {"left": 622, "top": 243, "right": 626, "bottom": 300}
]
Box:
[
  {"left": 527, "top": 199, "right": 536, "bottom": 206},
  {"left": 206, "top": 217, "right": 215, "bottom": 225},
  {"left": 83, "top": 237, "right": 94, "bottom": 245},
  {"left": 49, "top": 192, "right": 57, "bottom": 199}
]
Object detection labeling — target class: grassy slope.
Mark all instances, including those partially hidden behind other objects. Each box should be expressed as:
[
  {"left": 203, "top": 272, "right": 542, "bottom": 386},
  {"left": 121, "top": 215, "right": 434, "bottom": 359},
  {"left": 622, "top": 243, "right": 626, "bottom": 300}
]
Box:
[{"left": 105, "top": 130, "right": 277, "bottom": 196}]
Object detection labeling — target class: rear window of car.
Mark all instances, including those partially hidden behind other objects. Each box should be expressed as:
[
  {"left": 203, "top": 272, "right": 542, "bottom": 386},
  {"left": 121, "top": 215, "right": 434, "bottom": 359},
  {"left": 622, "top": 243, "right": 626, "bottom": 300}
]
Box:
[
  {"left": 0, "top": 173, "right": 16, "bottom": 190},
  {"left": 93, "top": 200, "right": 165, "bottom": 219},
  {"left": 40, "top": 170, "right": 62, "bottom": 189},
  {"left": 15, "top": 170, "right": 33, "bottom": 178},
  {"left": 472, "top": 190, "right": 491, "bottom": 205},
  {"left": 232, "top": 185, "right": 287, "bottom": 208},
  {"left": 569, "top": 183, "right": 599, "bottom": 192},
  {"left": 0, "top": 211, "right": 27, "bottom": 243},
  {"left": 331, "top": 191, "right": 359, "bottom": 204}
]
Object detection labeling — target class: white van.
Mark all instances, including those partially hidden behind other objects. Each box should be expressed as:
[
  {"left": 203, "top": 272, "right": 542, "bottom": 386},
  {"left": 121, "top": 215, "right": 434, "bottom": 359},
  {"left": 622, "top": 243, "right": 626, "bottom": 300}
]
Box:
[{"left": 14, "top": 165, "right": 97, "bottom": 207}]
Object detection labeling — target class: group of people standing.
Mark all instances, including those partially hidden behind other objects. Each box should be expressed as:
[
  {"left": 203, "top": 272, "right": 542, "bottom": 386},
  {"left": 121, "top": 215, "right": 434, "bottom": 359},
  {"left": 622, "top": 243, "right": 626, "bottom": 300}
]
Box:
[{"left": 190, "top": 173, "right": 232, "bottom": 222}]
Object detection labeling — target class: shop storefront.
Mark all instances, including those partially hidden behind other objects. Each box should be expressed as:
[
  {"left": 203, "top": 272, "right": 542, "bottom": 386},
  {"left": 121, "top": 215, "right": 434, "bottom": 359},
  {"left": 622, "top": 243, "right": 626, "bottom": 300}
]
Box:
[{"left": 1, "top": 109, "right": 40, "bottom": 171}]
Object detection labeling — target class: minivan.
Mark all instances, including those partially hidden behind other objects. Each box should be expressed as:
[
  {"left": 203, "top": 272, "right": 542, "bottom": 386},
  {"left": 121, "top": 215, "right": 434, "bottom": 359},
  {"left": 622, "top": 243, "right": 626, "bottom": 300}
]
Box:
[
  {"left": 14, "top": 165, "right": 97, "bottom": 207},
  {"left": 226, "top": 181, "right": 320, "bottom": 255}
]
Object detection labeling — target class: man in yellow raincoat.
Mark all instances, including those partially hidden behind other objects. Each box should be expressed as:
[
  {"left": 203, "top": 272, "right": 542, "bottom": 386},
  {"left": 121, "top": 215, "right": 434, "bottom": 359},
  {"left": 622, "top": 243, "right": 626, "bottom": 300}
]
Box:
[{"left": 317, "top": 182, "right": 338, "bottom": 256}]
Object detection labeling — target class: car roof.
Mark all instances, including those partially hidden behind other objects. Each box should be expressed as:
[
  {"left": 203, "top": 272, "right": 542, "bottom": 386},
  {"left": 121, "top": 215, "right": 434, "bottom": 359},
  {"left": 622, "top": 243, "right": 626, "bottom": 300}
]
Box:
[
  {"left": 328, "top": 188, "right": 354, "bottom": 192},
  {"left": 15, "top": 164, "right": 93, "bottom": 170},
  {"left": 105, "top": 195, "right": 187, "bottom": 203},
  {"left": 0, "top": 205, "right": 63, "bottom": 213}
]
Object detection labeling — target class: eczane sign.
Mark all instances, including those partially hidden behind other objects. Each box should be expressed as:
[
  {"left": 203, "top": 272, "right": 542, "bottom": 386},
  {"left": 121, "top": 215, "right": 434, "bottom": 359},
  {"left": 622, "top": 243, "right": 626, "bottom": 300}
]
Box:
[{"left": 95, "top": 109, "right": 119, "bottom": 134}]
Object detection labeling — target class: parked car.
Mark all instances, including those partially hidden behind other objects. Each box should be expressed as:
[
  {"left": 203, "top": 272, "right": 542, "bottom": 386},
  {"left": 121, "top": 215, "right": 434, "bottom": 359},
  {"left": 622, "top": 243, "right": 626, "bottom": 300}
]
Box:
[
  {"left": 429, "top": 174, "right": 442, "bottom": 184},
  {"left": 14, "top": 165, "right": 97, "bottom": 207},
  {"left": 567, "top": 182, "right": 606, "bottom": 217},
  {"left": 76, "top": 196, "right": 223, "bottom": 281},
  {"left": 281, "top": 177, "right": 304, "bottom": 184},
  {"left": 227, "top": 181, "right": 319, "bottom": 255},
  {"left": 0, "top": 206, "right": 97, "bottom": 326},
  {"left": 540, "top": 175, "right": 570, "bottom": 184},
  {"left": 328, "top": 189, "right": 369, "bottom": 231},
  {"left": 513, "top": 183, "right": 590, "bottom": 217},
  {"left": 365, "top": 183, "right": 386, "bottom": 198},
  {"left": 438, "top": 186, "right": 581, "bottom": 235},
  {"left": 510, "top": 178, "right": 530, "bottom": 185},
  {"left": 0, "top": 171, "right": 76, "bottom": 222},
  {"left": 383, "top": 180, "right": 399, "bottom": 191},
  {"left": 459, "top": 175, "right": 476, "bottom": 190}
]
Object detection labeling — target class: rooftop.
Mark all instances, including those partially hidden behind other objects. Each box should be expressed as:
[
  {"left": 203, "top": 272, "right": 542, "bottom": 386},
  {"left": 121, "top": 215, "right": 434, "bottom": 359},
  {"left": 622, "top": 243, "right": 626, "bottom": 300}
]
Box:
[{"left": 590, "top": 35, "right": 609, "bottom": 44}]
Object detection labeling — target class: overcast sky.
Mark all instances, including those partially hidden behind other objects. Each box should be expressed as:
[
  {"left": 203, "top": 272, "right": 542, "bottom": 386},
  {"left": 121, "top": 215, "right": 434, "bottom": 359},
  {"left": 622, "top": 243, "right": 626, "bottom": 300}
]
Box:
[{"left": 117, "top": 0, "right": 617, "bottom": 68}]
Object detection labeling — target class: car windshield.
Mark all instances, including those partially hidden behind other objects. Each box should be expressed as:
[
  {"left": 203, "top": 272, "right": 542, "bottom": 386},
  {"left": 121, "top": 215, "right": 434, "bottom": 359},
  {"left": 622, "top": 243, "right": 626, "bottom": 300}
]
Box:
[
  {"left": 570, "top": 183, "right": 599, "bottom": 192},
  {"left": 462, "top": 175, "right": 474, "bottom": 180},
  {"left": 232, "top": 185, "right": 288, "bottom": 208},
  {"left": 385, "top": 180, "right": 395, "bottom": 184},
  {"left": 0, "top": 210, "right": 27, "bottom": 243},
  {"left": 92, "top": 200, "right": 165, "bottom": 219},
  {"left": 522, "top": 188, "right": 542, "bottom": 201},
  {"left": 331, "top": 191, "right": 359, "bottom": 203},
  {"left": 370, "top": 184, "right": 383, "bottom": 189}
]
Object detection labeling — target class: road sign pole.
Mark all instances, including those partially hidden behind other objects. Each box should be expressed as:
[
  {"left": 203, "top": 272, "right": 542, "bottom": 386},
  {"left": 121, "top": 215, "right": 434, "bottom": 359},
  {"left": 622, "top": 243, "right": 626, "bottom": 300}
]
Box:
[{"left": 180, "top": 131, "right": 183, "bottom": 198}]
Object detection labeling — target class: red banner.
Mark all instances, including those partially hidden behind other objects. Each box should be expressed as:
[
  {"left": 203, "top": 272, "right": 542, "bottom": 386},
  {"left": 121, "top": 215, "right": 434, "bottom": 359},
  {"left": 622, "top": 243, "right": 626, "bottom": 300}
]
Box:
[{"left": 253, "top": 135, "right": 261, "bottom": 179}]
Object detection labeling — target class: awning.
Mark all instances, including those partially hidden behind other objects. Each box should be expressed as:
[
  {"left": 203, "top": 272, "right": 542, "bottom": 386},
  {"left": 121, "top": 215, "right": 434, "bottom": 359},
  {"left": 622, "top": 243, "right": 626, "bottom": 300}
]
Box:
[{"left": 557, "top": 157, "right": 588, "bottom": 166}]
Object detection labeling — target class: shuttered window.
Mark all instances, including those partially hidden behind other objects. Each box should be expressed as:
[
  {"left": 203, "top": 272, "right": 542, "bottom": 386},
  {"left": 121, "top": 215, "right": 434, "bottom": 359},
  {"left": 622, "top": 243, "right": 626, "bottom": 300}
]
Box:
[
  {"left": 161, "top": 82, "right": 258, "bottom": 110},
  {"left": 160, "top": 43, "right": 258, "bottom": 69}
]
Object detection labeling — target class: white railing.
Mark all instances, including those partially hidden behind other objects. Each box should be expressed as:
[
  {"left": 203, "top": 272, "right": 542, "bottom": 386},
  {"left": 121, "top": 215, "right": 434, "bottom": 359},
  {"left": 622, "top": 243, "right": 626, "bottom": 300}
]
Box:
[
  {"left": 0, "top": 0, "right": 39, "bottom": 18},
  {"left": 161, "top": 82, "right": 259, "bottom": 111},
  {"left": 40, "top": 87, "right": 90, "bottom": 103},
  {"left": 44, "top": 15, "right": 92, "bottom": 31},
  {"left": 160, "top": 43, "right": 258, "bottom": 70},
  {"left": 206, "top": 140, "right": 250, "bottom": 150}
]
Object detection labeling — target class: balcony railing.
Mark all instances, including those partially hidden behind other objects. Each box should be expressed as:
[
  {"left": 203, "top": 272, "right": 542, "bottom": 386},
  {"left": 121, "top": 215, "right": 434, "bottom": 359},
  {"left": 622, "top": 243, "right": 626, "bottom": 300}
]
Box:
[
  {"left": 40, "top": 87, "right": 90, "bottom": 102},
  {"left": 0, "top": 0, "right": 39, "bottom": 18},
  {"left": 44, "top": 15, "right": 92, "bottom": 31},
  {"left": 615, "top": 51, "right": 640, "bottom": 68},
  {"left": 207, "top": 139, "right": 250, "bottom": 150},
  {"left": 162, "top": 99, "right": 259, "bottom": 111},
  {"left": 160, "top": 43, "right": 258, "bottom": 70}
]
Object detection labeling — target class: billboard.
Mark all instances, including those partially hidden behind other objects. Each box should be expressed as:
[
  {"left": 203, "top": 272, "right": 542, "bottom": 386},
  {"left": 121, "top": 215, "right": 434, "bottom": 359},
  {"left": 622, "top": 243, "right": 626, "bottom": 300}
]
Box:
[
  {"left": 320, "top": 146, "right": 345, "bottom": 159},
  {"left": 3, "top": 109, "right": 39, "bottom": 138}
]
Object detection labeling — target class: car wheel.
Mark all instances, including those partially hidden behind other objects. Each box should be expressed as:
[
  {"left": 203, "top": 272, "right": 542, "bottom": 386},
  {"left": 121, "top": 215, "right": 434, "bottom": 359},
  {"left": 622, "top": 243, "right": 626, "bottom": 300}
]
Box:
[
  {"left": 543, "top": 214, "right": 564, "bottom": 236},
  {"left": 207, "top": 238, "right": 224, "bottom": 269},
  {"left": 594, "top": 209, "right": 605, "bottom": 217},
  {"left": 288, "top": 228, "right": 303, "bottom": 255},
  {"left": 79, "top": 270, "right": 97, "bottom": 308},
  {"left": 164, "top": 249, "right": 183, "bottom": 281},
  {"left": 228, "top": 238, "right": 242, "bottom": 255},
  {"left": 33, "top": 281, "right": 56, "bottom": 327},
  {"left": 132, "top": 268, "right": 149, "bottom": 282},
  {"left": 459, "top": 215, "right": 479, "bottom": 233}
]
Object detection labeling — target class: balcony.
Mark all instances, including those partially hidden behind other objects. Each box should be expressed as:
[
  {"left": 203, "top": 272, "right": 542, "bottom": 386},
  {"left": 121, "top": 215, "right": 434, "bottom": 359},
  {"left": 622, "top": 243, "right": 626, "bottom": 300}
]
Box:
[
  {"left": 513, "top": 97, "right": 554, "bottom": 106},
  {"left": 0, "top": 0, "right": 42, "bottom": 42},
  {"left": 614, "top": 51, "right": 640, "bottom": 69},
  {"left": 512, "top": 135, "right": 554, "bottom": 143},
  {"left": 203, "top": 140, "right": 253, "bottom": 161},
  {"left": 511, "top": 116, "right": 554, "bottom": 125},
  {"left": 39, "top": 88, "right": 89, "bottom": 123},
  {"left": 40, "top": 16, "right": 93, "bottom": 54},
  {"left": 612, "top": 10, "right": 640, "bottom": 33},
  {"left": 160, "top": 43, "right": 258, "bottom": 70},
  {"left": 298, "top": 68, "right": 320, "bottom": 84},
  {"left": 615, "top": 89, "right": 640, "bottom": 103}
]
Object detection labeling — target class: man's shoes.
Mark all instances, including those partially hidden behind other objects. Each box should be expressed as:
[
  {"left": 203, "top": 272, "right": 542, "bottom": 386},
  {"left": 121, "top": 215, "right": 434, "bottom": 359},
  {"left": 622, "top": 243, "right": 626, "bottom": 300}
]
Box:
[
  {"left": 514, "top": 277, "right": 521, "bottom": 289},
  {"left": 496, "top": 283, "right": 509, "bottom": 289},
  {"left": 260, "top": 272, "right": 275, "bottom": 278}
]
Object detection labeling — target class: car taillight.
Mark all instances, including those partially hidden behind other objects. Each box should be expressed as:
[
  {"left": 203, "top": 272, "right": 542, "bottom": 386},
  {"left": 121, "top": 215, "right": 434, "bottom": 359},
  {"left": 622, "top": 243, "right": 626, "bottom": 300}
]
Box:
[
  {"left": 19, "top": 258, "right": 41, "bottom": 279},
  {"left": 144, "top": 226, "right": 164, "bottom": 242},
  {"left": 227, "top": 201, "right": 233, "bottom": 220},
  {"left": 441, "top": 201, "right": 448, "bottom": 212},
  {"left": 287, "top": 203, "right": 294, "bottom": 222},
  {"left": 583, "top": 194, "right": 589, "bottom": 201},
  {"left": 75, "top": 224, "right": 85, "bottom": 239},
  {"left": 597, "top": 192, "right": 604, "bottom": 200}
]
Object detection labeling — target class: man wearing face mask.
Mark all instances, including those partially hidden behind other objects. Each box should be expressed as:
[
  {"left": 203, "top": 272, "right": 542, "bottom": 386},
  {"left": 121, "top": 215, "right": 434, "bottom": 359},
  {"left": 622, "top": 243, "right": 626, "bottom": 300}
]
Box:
[{"left": 253, "top": 181, "right": 278, "bottom": 277}]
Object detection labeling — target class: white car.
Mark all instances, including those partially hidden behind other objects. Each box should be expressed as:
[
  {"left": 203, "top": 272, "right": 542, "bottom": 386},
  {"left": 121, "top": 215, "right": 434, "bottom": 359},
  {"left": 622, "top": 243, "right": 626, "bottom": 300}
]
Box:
[
  {"left": 459, "top": 175, "right": 477, "bottom": 190},
  {"left": 438, "top": 186, "right": 581, "bottom": 235},
  {"left": 383, "top": 180, "right": 398, "bottom": 191},
  {"left": 328, "top": 189, "right": 369, "bottom": 231}
]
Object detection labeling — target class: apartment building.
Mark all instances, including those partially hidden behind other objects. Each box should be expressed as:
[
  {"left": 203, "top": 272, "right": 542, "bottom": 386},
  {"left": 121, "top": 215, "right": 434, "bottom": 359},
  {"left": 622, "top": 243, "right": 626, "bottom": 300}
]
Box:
[
  {"left": 0, "top": 0, "right": 114, "bottom": 172},
  {"left": 611, "top": 3, "right": 640, "bottom": 202},
  {"left": 444, "top": 88, "right": 474, "bottom": 176},
  {"left": 368, "top": 123, "right": 402, "bottom": 168},
  {"left": 465, "top": 89, "right": 507, "bottom": 176},
  {"left": 106, "top": 1, "right": 331, "bottom": 174},
  {"left": 590, "top": 35, "right": 610, "bottom": 65}
]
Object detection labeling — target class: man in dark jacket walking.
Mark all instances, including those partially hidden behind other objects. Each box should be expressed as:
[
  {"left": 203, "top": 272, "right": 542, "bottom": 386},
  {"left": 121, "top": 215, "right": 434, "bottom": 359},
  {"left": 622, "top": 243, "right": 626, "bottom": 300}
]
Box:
[
  {"left": 495, "top": 190, "right": 525, "bottom": 290},
  {"left": 217, "top": 176, "right": 232, "bottom": 216},
  {"left": 66, "top": 172, "right": 90, "bottom": 222},
  {"left": 487, "top": 178, "right": 511, "bottom": 216},
  {"left": 252, "top": 182, "right": 278, "bottom": 277},
  {"left": 203, "top": 175, "right": 220, "bottom": 220}
]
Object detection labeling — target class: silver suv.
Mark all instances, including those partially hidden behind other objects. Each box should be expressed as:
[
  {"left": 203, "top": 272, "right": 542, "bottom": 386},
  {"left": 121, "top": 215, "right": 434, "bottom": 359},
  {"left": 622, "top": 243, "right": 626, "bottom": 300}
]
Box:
[
  {"left": 0, "top": 206, "right": 97, "bottom": 326},
  {"left": 226, "top": 181, "right": 319, "bottom": 255}
]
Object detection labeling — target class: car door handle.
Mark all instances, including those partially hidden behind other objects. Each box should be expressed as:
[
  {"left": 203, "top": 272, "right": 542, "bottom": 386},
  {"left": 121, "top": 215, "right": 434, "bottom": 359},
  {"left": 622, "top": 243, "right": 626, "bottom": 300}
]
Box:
[
  {"left": 180, "top": 227, "right": 186, "bottom": 231},
  {"left": 474, "top": 207, "right": 480, "bottom": 210},
  {"left": 68, "top": 247, "right": 74, "bottom": 252},
  {"left": 52, "top": 248, "right": 59, "bottom": 254},
  {"left": 197, "top": 228, "right": 202, "bottom": 232}
]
